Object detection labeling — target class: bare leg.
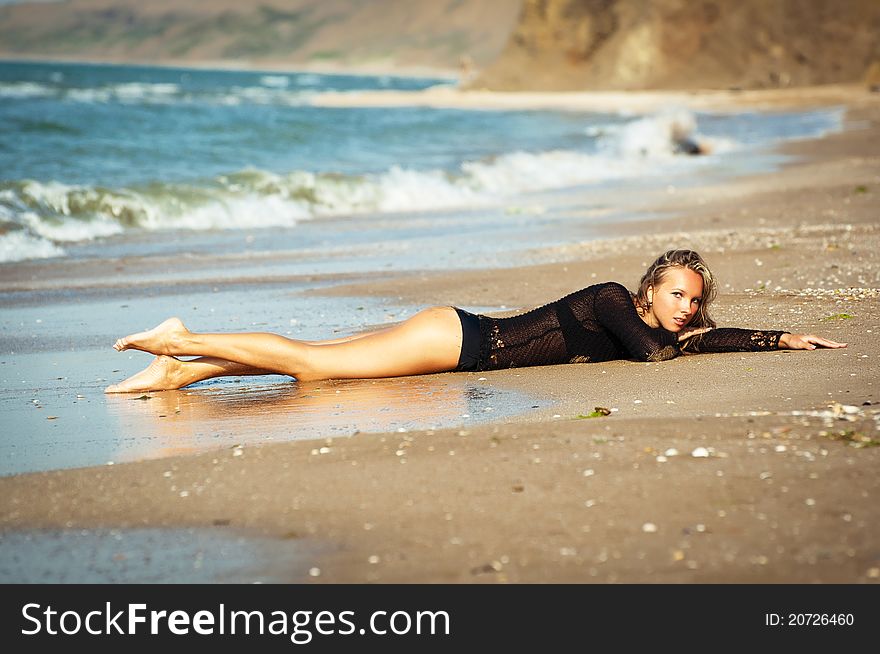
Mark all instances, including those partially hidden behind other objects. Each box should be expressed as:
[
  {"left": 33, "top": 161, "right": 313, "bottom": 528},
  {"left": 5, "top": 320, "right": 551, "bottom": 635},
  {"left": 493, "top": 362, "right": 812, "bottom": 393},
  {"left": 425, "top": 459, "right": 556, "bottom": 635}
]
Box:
[
  {"left": 111, "top": 307, "right": 463, "bottom": 382},
  {"left": 114, "top": 319, "right": 390, "bottom": 355},
  {"left": 104, "top": 355, "right": 280, "bottom": 394},
  {"left": 303, "top": 326, "right": 392, "bottom": 346},
  {"left": 102, "top": 336, "right": 386, "bottom": 393}
]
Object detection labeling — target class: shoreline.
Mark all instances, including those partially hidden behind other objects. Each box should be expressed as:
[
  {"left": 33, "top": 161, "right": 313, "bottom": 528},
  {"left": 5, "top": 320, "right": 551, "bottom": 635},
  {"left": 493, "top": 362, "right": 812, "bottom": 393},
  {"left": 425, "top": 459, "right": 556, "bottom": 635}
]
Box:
[
  {"left": 309, "top": 83, "right": 879, "bottom": 113},
  {"left": 5, "top": 55, "right": 877, "bottom": 111},
  {"left": 1, "top": 89, "right": 878, "bottom": 582},
  {"left": 0, "top": 54, "right": 461, "bottom": 81}
]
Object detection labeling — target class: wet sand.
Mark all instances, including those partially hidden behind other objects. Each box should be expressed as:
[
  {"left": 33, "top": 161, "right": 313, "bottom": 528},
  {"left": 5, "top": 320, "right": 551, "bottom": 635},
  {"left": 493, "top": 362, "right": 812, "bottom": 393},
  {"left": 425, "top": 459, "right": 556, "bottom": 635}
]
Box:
[{"left": 1, "top": 89, "right": 879, "bottom": 583}]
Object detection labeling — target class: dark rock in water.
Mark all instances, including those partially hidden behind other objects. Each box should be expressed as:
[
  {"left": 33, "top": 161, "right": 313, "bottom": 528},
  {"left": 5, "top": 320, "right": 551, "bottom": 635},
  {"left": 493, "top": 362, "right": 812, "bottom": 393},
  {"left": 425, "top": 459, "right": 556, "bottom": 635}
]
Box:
[{"left": 674, "top": 138, "right": 705, "bottom": 156}]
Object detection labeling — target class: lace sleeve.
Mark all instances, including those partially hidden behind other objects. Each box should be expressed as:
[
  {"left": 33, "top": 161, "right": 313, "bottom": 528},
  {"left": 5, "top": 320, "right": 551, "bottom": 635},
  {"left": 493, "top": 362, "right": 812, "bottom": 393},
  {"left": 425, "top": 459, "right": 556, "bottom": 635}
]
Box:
[
  {"left": 593, "top": 282, "right": 681, "bottom": 362},
  {"left": 681, "top": 328, "right": 789, "bottom": 354}
]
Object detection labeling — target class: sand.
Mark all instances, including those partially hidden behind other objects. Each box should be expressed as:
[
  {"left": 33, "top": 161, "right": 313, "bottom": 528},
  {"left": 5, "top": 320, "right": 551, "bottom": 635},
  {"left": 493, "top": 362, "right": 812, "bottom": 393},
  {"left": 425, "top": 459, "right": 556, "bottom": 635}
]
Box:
[
  {"left": 0, "top": 87, "right": 878, "bottom": 583},
  {"left": 311, "top": 82, "right": 879, "bottom": 113}
]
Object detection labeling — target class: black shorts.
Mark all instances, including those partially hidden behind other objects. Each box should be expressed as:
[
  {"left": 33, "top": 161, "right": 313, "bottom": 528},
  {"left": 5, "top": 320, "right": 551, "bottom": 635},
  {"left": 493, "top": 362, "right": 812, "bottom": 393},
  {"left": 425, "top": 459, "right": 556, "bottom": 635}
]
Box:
[{"left": 453, "top": 307, "right": 481, "bottom": 372}]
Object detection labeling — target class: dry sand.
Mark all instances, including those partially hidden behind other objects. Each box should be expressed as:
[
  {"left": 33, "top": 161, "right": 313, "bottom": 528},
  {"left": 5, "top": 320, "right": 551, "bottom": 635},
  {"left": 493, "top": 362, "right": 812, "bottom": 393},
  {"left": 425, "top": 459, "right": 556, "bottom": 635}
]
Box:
[
  {"left": 1, "top": 89, "right": 878, "bottom": 583},
  {"left": 312, "top": 82, "right": 878, "bottom": 113}
]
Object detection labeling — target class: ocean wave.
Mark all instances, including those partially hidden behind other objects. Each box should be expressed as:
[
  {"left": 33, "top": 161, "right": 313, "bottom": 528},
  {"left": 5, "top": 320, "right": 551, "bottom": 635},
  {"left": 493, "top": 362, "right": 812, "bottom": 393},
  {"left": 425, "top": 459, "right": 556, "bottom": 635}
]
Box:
[
  {"left": 0, "top": 80, "right": 311, "bottom": 107},
  {"left": 0, "top": 81, "right": 56, "bottom": 99},
  {"left": 294, "top": 74, "right": 322, "bottom": 87},
  {"left": 0, "top": 108, "right": 748, "bottom": 262},
  {"left": 596, "top": 109, "right": 736, "bottom": 157},
  {"left": 260, "top": 75, "right": 290, "bottom": 88},
  {"left": 0, "top": 229, "right": 65, "bottom": 262}
]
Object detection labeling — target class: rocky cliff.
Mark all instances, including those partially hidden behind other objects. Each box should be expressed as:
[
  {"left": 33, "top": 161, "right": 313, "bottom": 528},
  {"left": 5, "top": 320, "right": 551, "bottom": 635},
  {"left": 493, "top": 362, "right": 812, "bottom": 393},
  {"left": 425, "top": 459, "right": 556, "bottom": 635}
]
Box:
[{"left": 472, "top": 0, "right": 880, "bottom": 90}]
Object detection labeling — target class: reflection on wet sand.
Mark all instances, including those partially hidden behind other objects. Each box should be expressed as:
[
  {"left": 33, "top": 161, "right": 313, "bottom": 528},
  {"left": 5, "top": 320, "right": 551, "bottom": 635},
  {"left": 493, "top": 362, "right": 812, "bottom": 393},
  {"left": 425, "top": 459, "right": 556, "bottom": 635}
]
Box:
[
  {"left": 0, "top": 527, "right": 320, "bottom": 583},
  {"left": 104, "top": 374, "right": 541, "bottom": 464}
]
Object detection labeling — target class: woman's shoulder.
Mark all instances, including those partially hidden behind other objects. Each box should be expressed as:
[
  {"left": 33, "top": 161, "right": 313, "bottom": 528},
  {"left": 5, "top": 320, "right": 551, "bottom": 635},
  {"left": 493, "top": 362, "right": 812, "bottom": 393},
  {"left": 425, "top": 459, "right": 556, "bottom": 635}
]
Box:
[
  {"left": 593, "top": 281, "right": 632, "bottom": 296},
  {"left": 559, "top": 281, "right": 633, "bottom": 306}
]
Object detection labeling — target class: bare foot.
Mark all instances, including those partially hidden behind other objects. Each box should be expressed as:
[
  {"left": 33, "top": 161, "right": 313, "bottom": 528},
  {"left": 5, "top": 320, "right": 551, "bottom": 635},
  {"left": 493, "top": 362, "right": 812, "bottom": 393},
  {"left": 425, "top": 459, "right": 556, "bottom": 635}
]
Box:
[
  {"left": 114, "top": 317, "right": 190, "bottom": 355},
  {"left": 104, "top": 355, "right": 187, "bottom": 393}
]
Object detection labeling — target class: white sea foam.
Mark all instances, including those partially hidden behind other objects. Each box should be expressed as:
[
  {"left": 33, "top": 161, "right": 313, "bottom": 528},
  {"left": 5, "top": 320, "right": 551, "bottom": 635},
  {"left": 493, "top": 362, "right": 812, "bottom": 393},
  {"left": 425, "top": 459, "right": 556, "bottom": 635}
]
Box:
[
  {"left": 0, "top": 79, "right": 310, "bottom": 106},
  {"left": 149, "top": 193, "right": 309, "bottom": 232},
  {"left": 376, "top": 166, "right": 482, "bottom": 212},
  {"left": 2, "top": 178, "right": 314, "bottom": 253},
  {"left": 594, "top": 108, "right": 742, "bottom": 158},
  {"left": 224, "top": 85, "right": 306, "bottom": 106},
  {"left": 21, "top": 210, "right": 123, "bottom": 242},
  {"left": 602, "top": 109, "right": 702, "bottom": 156},
  {"left": 0, "top": 230, "right": 65, "bottom": 262},
  {"left": 0, "top": 81, "right": 55, "bottom": 99},
  {"left": 463, "top": 149, "right": 644, "bottom": 192},
  {"left": 613, "top": 110, "right": 695, "bottom": 157},
  {"left": 64, "top": 87, "right": 112, "bottom": 103},
  {"left": 112, "top": 82, "right": 180, "bottom": 101},
  {"left": 294, "top": 74, "right": 322, "bottom": 87},
  {"left": 65, "top": 82, "right": 181, "bottom": 105},
  {"left": 260, "top": 75, "right": 290, "bottom": 88}
]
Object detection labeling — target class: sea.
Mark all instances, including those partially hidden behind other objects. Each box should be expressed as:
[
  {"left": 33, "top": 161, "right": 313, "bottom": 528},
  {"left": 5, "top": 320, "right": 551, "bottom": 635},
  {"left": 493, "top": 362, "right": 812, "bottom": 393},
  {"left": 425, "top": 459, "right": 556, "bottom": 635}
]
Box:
[{"left": 0, "top": 60, "right": 845, "bottom": 267}]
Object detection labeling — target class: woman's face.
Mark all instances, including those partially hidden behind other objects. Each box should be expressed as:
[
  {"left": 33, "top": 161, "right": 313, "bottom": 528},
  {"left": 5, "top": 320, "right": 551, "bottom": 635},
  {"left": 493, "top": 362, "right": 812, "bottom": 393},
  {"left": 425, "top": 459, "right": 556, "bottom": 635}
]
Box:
[{"left": 647, "top": 267, "right": 704, "bottom": 332}]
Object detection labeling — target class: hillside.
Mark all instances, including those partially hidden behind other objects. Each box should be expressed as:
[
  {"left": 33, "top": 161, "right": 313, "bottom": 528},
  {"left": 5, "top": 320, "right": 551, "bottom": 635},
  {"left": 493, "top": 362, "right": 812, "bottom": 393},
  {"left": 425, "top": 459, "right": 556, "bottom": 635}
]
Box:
[
  {"left": 472, "top": 0, "right": 880, "bottom": 90},
  {"left": 0, "top": 0, "right": 522, "bottom": 74},
  {"left": 2, "top": 0, "right": 878, "bottom": 89}
]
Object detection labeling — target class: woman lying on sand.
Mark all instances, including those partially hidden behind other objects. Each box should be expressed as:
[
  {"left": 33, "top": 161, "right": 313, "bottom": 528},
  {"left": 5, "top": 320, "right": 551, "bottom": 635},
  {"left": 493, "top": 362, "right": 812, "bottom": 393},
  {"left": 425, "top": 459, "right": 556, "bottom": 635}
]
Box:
[{"left": 105, "top": 249, "right": 846, "bottom": 393}]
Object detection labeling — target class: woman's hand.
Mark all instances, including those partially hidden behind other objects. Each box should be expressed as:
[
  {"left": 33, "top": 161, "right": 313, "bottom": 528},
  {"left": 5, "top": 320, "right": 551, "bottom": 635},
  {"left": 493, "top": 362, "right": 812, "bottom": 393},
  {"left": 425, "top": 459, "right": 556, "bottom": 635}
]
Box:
[
  {"left": 778, "top": 333, "right": 847, "bottom": 350},
  {"left": 677, "top": 327, "right": 712, "bottom": 342}
]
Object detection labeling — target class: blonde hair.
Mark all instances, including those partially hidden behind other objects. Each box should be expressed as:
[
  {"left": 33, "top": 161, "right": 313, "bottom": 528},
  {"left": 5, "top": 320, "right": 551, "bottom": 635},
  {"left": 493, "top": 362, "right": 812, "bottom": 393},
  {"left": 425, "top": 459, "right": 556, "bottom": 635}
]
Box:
[{"left": 633, "top": 250, "right": 717, "bottom": 329}]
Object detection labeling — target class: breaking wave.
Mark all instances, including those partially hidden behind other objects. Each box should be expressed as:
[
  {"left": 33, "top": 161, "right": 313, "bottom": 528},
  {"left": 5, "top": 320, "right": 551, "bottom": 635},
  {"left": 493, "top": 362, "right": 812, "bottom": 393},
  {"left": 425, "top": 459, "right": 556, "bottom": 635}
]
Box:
[{"left": 0, "top": 108, "right": 760, "bottom": 262}]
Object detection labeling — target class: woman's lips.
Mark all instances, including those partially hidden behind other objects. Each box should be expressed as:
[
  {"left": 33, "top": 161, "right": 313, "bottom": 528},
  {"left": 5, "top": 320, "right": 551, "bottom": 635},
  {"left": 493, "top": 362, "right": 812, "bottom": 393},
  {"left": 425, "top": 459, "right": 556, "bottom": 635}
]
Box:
[{"left": 673, "top": 317, "right": 687, "bottom": 326}]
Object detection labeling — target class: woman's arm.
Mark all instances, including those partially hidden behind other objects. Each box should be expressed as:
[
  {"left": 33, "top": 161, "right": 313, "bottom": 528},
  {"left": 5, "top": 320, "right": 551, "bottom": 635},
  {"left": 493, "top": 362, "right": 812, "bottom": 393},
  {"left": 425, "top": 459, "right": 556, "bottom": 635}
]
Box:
[
  {"left": 777, "top": 333, "right": 847, "bottom": 350},
  {"left": 678, "top": 327, "right": 712, "bottom": 341},
  {"left": 679, "top": 327, "right": 786, "bottom": 353},
  {"left": 679, "top": 327, "right": 847, "bottom": 353}
]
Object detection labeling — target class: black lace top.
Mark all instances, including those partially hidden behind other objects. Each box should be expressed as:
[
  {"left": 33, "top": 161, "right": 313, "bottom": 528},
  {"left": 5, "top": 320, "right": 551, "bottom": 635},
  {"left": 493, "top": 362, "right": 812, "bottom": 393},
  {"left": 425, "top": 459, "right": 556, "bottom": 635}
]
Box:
[{"left": 475, "top": 281, "right": 787, "bottom": 372}]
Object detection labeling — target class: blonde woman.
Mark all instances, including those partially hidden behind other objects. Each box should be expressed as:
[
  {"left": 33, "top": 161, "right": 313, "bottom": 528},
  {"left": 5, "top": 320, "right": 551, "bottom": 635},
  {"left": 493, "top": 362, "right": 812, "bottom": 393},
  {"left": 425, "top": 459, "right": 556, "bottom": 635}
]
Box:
[{"left": 105, "top": 250, "right": 846, "bottom": 393}]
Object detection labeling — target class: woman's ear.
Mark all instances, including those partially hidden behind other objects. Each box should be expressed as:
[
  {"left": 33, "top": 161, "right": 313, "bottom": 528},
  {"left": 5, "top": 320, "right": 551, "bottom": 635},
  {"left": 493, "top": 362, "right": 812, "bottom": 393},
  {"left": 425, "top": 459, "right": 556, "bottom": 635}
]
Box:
[{"left": 646, "top": 285, "right": 654, "bottom": 305}]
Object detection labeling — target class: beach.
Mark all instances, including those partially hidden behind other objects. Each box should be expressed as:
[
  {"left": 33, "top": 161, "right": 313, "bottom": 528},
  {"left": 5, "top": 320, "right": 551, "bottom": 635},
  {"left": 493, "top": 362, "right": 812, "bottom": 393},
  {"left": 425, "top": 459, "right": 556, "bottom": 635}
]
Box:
[{"left": 0, "top": 82, "right": 878, "bottom": 583}]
